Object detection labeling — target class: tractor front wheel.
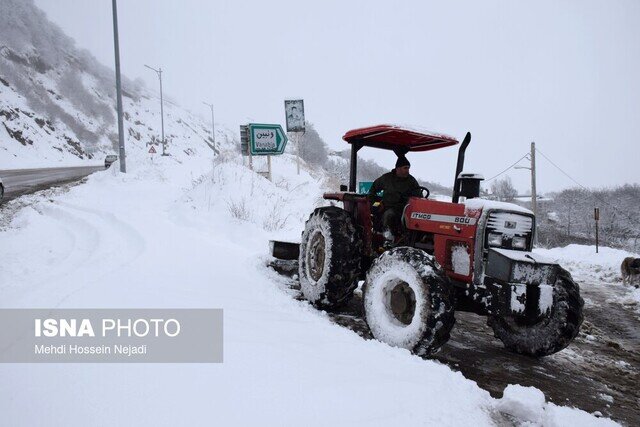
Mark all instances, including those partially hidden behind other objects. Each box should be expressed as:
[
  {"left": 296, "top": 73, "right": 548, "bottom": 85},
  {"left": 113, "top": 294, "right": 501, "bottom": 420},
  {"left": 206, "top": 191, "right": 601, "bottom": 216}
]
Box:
[
  {"left": 362, "top": 247, "right": 455, "bottom": 356},
  {"left": 298, "top": 207, "right": 361, "bottom": 309},
  {"left": 488, "top": 267, "right": 584, "bottom": 357}
]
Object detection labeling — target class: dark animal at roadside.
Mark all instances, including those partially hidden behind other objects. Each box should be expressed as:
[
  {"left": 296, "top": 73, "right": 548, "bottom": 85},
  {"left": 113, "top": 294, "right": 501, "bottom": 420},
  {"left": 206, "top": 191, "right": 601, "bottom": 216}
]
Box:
[{"left": 621, "top": 257, "right": 640, "bottom": 287}]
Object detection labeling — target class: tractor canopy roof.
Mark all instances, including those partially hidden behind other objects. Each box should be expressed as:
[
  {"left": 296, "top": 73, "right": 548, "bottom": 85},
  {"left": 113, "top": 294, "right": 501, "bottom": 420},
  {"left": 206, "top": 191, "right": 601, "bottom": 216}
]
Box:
[{"left": 342, "top": 124, "right": 458, "bottom": 153}]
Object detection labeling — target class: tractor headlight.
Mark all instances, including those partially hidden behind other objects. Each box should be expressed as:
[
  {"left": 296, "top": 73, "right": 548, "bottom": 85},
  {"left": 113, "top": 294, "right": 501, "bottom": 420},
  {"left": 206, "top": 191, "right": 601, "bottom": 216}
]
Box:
[
  {"left": 512, "top": 236, "right": 527, "bottom": 249},
  {"left": 488, "top": 232, "right": 503, "bottom": 247}
]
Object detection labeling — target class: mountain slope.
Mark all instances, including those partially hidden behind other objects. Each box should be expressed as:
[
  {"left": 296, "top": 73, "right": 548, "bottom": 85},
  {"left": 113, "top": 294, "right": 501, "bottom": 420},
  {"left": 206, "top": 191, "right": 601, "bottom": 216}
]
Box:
[{"left": 0, "top": 0, "right": 222, "bottom": 168}]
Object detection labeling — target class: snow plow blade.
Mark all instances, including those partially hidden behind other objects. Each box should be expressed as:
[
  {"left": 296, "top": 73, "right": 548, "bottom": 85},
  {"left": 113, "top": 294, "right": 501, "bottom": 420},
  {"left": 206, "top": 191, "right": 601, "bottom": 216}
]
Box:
[
  {"left": 268, "top": 241, "right": 300, "bottom": 277},
  {"left": 269, "top": 240, "right": 300, "bottom": 260},
  {"left": 484, "top": 249, "right": 559, "bottom": 319}
]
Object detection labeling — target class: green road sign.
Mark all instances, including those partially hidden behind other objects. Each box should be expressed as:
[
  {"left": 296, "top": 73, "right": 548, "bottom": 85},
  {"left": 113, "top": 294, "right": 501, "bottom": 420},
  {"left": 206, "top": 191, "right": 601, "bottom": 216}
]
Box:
[
  {"left": 358, "top": 181, "right": 373, "bottom": 194},
  {"left": 249, "top": 123, "right": 288, "bottom": 155}
]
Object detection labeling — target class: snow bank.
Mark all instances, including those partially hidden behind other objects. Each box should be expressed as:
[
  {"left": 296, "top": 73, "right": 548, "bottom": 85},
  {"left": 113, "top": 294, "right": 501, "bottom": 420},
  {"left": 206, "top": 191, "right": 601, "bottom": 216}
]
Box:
[
  {"left": 0, "top": 151, "right": 618, "bottom": 426},
  {"left": 535, "top": 244, "right": 640, "bottom": 310},
  {"left": 496, "top": 385, "right": 618, "bottom": 427},
  {"left": 535, "top": 244, "right": 639, "bottom": 275},
  {"left": 176, "top": 152, "right": 327, "bottom": 242},
  {"left": 497, "top": 385, "right": 547, "bottom": 424}
]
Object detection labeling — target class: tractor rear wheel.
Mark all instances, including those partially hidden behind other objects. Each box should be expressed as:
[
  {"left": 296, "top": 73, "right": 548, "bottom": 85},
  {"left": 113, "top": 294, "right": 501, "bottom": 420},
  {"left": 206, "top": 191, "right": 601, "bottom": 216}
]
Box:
[
  {"left": 488, "top": 267, "right": 583, "bottom": 357},
  {"left": 362, "top": 247, "right": 455, "bottom": 356},
  {"left": 298, "top": 207, "right": 361, "bottom": 309}
]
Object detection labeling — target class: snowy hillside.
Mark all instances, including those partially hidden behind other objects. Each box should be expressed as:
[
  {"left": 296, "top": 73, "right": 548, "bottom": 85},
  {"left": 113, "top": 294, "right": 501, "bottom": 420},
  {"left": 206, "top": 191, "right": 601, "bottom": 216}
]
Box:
[
  {"left": 0, "top": 0, "right": 221, "bottom": 168},
  {"left": 0, "top": 150, "right": 619, "bottom": 426},
  {"left": 0, "top": 1, "right": 631, "bottom": 425}
]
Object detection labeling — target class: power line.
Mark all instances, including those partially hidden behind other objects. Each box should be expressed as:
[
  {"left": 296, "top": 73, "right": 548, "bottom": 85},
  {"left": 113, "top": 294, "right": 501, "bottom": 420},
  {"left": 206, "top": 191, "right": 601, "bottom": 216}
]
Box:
[
  {"left": 485, "top": 152, "right": 530, "bottom": 182},
  {"left": 535, "top": 148, "right": 588, "bottom": 191},
  {"left": 536, "top": 147, "right": 639, "bottom": 225}
]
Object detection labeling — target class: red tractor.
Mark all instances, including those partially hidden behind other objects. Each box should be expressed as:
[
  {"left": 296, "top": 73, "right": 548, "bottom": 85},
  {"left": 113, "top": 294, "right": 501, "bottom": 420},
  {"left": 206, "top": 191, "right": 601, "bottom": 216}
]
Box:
[{"left": 289, "top": 125, "right": 583, "bottom": 357}]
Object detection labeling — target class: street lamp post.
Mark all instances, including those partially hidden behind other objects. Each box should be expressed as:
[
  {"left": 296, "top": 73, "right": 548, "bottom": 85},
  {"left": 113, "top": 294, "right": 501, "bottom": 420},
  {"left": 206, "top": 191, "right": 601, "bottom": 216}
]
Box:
[
  {"left": 144, "top": 64, "right": 167, "bottom": 156},
  {"left": 111, "top": 0, "right": 126, "bottom": 172},
  {"left": 203, "top": 101, "right": 216, "bottom": 182}
]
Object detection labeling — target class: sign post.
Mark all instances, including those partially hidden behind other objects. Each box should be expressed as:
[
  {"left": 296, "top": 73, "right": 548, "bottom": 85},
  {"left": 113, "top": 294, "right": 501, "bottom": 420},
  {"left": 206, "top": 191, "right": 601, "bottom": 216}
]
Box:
[
  {"left": 148, "top": 144, "right": 157, "bottom": 163},
  {"left": 594, "top": 207, "right": 600, "bottom": 253},
  {"left": 248, "top": 124, "right": 288, "bottom": 156},
  {"left": 241, "top": 123, "right": 288, "bottom": 181},
  {"left": 284, "top": 99, "right": 305, "bottom": 175},
  {"left": 240, "top": 125, "right": 252, "bottom": 171}
]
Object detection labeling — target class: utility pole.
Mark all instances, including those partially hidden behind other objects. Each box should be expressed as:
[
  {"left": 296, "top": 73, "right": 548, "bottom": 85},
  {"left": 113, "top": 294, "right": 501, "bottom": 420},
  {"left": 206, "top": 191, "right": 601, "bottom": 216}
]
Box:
[
  {"left": 144, "top": 64, "right": 167, "bottom": 156},
  {"left": 515, "top": 142, "right": 538, "bottom": 245},
  {"left": 203, "top": 101, "right": 216, "bottom": 182},
  {"left": 530, "top": 142, "right": 537, "bottom": 220},
  {"left": 111, "top": 0, "right": 126, "bottom": 172},
  {"left": 531, "top": 142, "right": 537, "bottom": 245}
]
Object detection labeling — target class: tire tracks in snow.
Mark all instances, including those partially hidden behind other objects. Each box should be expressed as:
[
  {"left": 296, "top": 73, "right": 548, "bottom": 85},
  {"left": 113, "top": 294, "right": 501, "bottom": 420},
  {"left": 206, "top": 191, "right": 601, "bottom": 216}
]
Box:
[{"left": 3, "top": 199, "right": 145, "bottom": 307}]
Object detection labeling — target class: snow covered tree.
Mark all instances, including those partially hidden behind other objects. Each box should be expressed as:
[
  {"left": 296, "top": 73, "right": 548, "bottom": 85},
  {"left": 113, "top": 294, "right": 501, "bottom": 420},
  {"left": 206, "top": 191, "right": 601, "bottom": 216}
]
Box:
[
  {"left": 298, "top": 122, "right": 329, "bottom": 168},
  {"left": 490, "top": 176, "right": 518, "bottom": 202},
  {"left": 538, "top": 184, "right": 640, "bottom": 251}
]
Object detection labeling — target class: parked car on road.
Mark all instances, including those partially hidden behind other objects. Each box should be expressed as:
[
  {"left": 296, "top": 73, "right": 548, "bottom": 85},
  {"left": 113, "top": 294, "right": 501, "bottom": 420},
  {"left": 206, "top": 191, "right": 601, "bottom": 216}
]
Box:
[{"left": 104, "top": 155, "right": 118, "bottom": 168}]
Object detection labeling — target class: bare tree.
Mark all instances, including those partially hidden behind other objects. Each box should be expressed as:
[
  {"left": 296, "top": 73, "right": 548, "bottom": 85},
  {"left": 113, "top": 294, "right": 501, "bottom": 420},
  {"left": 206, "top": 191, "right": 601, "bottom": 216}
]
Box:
[{"left": 490, "top": 176, "right": 518, "bottom": 202}]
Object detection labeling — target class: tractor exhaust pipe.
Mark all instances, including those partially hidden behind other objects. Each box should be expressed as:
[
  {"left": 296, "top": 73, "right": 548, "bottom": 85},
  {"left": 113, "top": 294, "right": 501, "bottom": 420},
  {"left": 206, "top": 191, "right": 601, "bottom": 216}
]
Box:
[
  {"left": 349, "top": 143, "right": 362, "bottom": 192},
  {"left": 452, "top": 132, "right": 471, "bottom": 203}
]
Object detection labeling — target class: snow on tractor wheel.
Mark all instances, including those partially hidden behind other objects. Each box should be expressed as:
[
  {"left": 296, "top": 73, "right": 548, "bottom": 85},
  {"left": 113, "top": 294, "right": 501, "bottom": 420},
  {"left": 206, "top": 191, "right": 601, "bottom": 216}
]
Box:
[
  {"left": 298, "top": 207, "right": 361, "bottom": 308},
  {"left": 488, "top": 267, "right": 584, "bottom": 357},
  {"left": 363, "top": 247, "right": 455, "bottom": 356}
]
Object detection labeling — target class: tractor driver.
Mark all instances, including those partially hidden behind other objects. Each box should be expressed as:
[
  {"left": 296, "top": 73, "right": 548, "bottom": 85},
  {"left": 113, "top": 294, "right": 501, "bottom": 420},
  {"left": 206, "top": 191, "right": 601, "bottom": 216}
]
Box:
[{"left": 368, "top": 155, "right": 421, "bottom": 243}]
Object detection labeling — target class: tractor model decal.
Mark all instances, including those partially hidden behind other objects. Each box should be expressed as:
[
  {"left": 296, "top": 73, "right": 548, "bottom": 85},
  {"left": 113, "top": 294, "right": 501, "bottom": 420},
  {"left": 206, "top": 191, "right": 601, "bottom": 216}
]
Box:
[{"left": 410, "top": 212, "right": 478, "bottom": 225}]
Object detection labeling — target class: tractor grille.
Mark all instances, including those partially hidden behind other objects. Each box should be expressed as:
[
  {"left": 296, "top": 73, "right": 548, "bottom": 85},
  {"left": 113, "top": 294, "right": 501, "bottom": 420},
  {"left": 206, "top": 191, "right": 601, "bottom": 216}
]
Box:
[{"left": 485, "top": 211, "right": 534, "bottom": 250}]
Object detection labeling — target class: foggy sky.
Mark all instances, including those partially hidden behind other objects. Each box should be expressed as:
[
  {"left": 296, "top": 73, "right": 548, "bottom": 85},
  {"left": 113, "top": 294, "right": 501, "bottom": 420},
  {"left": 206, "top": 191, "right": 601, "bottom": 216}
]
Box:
[{"left": 34, "top": 0, "right": 640, "bottom": 193}]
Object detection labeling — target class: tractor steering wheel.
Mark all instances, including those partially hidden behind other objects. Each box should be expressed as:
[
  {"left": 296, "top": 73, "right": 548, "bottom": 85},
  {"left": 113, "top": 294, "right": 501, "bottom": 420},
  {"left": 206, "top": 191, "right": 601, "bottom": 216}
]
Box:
[{"left": 417, "top": 186, "right": 430, "bottom": 199}]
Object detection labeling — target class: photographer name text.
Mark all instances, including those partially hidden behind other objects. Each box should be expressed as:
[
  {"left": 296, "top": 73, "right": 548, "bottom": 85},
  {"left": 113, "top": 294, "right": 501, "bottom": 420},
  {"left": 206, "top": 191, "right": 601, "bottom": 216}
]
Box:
[{"left": 35, "top": 344, "right": 147, "bottom": 356}]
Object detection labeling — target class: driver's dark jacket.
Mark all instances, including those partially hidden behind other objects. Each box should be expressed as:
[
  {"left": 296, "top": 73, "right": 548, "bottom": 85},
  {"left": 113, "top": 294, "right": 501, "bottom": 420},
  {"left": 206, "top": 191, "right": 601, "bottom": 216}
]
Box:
[{"left": 368, "top": 170, "right": 420, "bottom": 211}]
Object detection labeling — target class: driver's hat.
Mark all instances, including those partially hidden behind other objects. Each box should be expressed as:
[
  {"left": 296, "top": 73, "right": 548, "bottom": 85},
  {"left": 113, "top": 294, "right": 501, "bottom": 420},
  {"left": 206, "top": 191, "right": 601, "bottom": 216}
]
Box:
[{"left": 395, "top": 155, "right": 410, "bottom": 168}]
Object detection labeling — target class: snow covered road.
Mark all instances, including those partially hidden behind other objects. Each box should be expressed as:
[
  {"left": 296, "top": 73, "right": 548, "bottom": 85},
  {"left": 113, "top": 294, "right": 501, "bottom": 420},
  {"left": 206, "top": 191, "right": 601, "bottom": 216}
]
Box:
[{"left": 0, "top": 156, "right": 623, "bottom": 426}]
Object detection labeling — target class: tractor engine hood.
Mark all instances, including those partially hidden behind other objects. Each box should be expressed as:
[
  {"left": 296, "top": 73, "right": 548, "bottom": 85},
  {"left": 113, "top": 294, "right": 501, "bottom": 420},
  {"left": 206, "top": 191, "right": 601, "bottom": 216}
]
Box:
[{"left": 463, "top": 198, "right": 533, "bottom": 217}]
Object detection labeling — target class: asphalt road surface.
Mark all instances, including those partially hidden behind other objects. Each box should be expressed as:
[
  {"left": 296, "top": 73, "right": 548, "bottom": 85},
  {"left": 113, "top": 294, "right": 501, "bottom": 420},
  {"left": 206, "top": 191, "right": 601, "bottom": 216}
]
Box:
[
  {"left": 270, "top": 261, "right": 639, "bottom": 426},
  {"left": 0, "top": 165, "right": 105, "bottom": 202}
]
